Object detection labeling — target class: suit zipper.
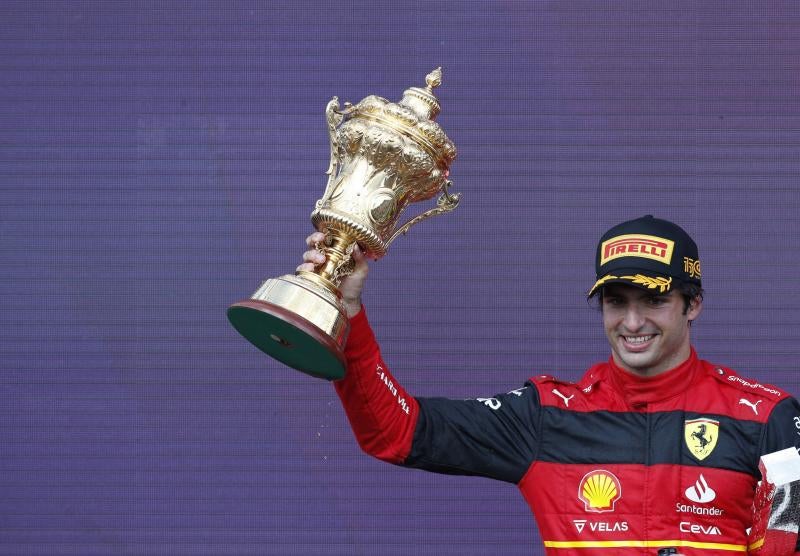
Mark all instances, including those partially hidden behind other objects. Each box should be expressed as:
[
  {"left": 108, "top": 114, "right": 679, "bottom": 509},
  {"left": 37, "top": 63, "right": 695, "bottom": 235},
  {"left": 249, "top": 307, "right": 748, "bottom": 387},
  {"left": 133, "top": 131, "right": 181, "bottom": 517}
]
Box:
[{"left": 644, "top": 404, "right": 651, "bottom": 545}]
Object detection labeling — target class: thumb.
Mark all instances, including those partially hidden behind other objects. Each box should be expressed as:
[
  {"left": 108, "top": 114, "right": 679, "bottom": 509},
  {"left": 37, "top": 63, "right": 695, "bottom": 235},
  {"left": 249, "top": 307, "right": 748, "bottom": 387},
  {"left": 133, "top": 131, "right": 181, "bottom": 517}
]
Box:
[{"left": 352, "top": 243, "right": 372, "bottom": 265}]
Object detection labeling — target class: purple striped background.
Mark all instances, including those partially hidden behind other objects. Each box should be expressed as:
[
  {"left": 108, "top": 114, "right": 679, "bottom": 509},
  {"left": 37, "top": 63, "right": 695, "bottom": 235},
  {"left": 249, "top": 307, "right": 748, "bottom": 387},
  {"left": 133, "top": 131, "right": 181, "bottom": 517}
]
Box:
[{"left": 1, "top": 1, "right": 799, "bottom": 554}]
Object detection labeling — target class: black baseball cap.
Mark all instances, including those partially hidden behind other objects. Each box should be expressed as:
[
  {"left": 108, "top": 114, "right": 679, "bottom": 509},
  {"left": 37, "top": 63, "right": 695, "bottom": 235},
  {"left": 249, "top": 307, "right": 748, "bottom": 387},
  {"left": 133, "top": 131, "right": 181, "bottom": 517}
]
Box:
[{"left": 588, "top": 215, "right": 702, "bottom": 297}]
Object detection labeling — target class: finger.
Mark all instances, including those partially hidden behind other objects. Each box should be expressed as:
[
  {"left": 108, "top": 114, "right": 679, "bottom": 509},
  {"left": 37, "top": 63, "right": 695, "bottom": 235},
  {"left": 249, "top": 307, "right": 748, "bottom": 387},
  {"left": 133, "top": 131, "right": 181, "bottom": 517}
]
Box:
[
  {"left": 295, "top": 262, "right": 316, "bottom": 273},
  {"left": 305, "top": 231, "right": 326, "bottom": 248},
  {"left": 353, "top": 243, "right": 378, "bottom": 263},
  {"left": 302, "top": 249, "right": 326, "bottom": 265}
]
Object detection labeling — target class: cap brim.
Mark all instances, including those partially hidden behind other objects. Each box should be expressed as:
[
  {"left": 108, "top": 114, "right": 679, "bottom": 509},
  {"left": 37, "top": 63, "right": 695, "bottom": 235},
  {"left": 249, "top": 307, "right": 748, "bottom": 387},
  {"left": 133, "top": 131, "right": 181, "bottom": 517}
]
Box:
[{"left": 588, "top": 271, "right": 674, "bottom": 297}]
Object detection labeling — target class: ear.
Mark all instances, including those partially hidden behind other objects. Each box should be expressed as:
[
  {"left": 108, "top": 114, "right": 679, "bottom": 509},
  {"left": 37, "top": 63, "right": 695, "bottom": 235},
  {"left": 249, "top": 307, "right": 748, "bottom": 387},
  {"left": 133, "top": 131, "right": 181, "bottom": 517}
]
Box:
[{"left": 686, "top": 296, "right": 703, "bottom": 322}]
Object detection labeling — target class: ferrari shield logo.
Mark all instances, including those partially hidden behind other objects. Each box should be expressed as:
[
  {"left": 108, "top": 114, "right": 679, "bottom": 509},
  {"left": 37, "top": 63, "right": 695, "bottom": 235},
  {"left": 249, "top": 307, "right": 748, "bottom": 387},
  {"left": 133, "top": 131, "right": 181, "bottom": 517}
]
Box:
[{"left": 684, "top": 418, "right": 719, "bottom": 460}]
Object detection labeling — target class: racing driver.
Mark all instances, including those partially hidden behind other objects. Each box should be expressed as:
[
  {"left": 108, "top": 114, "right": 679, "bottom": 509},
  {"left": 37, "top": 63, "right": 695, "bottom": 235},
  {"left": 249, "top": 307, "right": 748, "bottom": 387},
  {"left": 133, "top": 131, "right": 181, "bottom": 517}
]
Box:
[{"left": 298, "top": 215, "right": 800, "bottom": 555}]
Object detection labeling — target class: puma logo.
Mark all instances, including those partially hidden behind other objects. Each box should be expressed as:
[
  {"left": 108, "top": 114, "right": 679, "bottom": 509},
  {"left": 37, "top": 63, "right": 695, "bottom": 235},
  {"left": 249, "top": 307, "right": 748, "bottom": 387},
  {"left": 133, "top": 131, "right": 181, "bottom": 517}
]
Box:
[
  {"left": 739, "top": 398, "right": 762, "bottom": 415},
  {"left": 552, "top": 388, "right": 574, "bottom": 407}
]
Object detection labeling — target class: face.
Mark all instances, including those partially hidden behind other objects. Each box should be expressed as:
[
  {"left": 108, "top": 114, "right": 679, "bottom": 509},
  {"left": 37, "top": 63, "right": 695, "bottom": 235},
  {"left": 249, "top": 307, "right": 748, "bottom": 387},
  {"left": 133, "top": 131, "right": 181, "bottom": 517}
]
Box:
[{"left": 602, "top": 284, "right": 702, "bottom": 377}]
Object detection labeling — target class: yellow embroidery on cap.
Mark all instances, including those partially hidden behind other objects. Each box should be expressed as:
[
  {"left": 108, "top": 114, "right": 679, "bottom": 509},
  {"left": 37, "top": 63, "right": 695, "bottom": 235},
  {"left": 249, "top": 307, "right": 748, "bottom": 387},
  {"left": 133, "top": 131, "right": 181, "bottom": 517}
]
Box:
[
  {"left": 683, "top": 256, "right": 702, "bottom": 279},
  {"left": 588, "top": 275, "right": 619, "bottom": 295},
  {"left": 620, "top": 275, "right": 672, "bottom": 293}
]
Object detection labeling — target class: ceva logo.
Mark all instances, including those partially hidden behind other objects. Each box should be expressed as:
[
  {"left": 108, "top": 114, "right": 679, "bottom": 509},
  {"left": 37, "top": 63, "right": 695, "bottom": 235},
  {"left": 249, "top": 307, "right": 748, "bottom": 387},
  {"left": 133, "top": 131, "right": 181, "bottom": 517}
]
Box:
[{"left": 680, "top": 521, "right": 722, "bottom": 536}]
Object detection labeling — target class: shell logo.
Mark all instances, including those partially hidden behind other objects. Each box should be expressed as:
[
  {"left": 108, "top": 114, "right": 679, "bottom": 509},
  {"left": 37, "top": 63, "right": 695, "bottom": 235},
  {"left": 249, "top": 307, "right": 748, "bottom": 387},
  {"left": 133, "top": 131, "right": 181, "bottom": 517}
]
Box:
[{"left": 578, "top": 469, "right": 622, "bottom": 513}]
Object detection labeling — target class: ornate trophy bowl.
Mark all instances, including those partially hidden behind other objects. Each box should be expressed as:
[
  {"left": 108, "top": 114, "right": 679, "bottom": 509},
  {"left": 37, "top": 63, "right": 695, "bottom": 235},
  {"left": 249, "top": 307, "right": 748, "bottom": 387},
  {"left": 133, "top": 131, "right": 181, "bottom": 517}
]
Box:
[{"left": 227, "top": 69, "right": 459, "bottom": 380}]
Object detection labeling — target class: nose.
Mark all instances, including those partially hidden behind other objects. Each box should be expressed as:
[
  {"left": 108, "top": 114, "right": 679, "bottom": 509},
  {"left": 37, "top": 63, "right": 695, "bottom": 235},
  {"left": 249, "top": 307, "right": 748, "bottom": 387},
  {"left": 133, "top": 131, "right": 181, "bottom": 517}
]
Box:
[{"left": 621, "top": 305, "right": 646, "bottom": 332}]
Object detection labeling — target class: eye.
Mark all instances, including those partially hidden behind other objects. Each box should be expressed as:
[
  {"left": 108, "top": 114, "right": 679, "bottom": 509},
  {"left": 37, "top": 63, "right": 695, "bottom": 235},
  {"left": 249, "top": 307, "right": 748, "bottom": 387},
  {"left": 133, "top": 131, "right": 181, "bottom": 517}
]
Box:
[
  {"left": 604, "top": 296, "right": 624, "bottom": 307},
  {"left": 646, "top": 296, "right": 668, "bottom": 306}
]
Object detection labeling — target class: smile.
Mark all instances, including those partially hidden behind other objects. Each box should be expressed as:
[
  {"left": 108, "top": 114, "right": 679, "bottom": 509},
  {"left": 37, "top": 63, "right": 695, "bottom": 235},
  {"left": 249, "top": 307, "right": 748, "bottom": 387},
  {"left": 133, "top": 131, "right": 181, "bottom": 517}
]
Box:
[{"left": 623, "top": 335, "right": 654, "bottom": 345}]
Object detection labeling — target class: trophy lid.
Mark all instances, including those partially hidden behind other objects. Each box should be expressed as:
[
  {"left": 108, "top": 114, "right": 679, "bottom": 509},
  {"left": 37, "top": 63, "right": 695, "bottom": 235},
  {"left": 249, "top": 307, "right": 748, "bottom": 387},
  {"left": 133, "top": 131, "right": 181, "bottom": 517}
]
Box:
[
  {"left": 344, "top": 68, "right": 456, "bottom": 168},
  {"left": 399, "top": 68, "right": 442, "bottom": 120}
]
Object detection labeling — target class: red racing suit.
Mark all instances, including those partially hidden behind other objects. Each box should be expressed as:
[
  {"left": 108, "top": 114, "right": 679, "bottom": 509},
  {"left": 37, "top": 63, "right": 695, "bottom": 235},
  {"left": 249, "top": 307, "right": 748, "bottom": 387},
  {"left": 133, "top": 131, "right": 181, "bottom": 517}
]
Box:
[{"left": 335, "top": 309, "right": 800, "bottom": 555}]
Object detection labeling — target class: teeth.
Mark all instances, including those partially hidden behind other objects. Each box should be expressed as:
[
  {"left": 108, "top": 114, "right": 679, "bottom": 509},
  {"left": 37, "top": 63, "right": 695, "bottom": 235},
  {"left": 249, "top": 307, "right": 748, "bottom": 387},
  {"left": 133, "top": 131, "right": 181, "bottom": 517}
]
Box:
[{"left": 624, "top": 335, "right": 653, "bottom": 344}]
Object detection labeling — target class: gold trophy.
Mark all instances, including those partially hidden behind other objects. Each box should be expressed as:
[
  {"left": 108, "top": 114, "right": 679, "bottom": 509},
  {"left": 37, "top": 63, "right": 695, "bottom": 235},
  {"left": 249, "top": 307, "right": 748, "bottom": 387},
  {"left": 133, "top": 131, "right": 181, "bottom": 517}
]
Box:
[{"left": 227, "top": 68, "right": 459, "bottom": 380}]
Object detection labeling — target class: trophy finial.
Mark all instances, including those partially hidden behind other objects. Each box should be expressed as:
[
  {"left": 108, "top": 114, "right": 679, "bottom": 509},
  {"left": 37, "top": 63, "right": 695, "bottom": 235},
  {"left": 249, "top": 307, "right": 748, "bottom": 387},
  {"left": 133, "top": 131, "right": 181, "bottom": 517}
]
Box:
[
  {"left": 398, "top": 68, "right": 443, "bottom": 120},
  {"left": 426, "top": 67, "right": 442, "bottom": 91}
]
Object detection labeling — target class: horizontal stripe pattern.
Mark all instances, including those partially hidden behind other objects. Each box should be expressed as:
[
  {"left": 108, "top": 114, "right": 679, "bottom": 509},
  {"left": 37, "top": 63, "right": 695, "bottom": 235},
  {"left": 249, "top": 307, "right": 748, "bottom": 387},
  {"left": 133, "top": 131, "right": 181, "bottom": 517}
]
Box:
[
  {"left": 538, "top": 407, "right": 763, "bottom": 476},
  {"left": 543, "top": 538, "right": 747, "bottom": 551}
]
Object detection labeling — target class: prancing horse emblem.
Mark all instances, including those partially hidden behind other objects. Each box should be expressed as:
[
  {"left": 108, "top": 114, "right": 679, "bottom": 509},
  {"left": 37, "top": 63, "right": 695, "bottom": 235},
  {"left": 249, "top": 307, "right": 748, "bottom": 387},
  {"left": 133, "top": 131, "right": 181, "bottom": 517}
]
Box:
[{"left": 684, "top": 418, "right": 720, "bottom": 461}]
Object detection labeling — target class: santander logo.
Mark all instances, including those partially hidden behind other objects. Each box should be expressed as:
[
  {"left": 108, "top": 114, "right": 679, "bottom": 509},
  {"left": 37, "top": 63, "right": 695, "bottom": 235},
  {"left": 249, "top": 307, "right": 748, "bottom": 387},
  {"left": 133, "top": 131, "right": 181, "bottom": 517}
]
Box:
[
  {"left": 677, "top": 474, "right": 724, "bottom": 516},
  {"left": 684, "top": 474, "right": 716, "bottom": 504}
]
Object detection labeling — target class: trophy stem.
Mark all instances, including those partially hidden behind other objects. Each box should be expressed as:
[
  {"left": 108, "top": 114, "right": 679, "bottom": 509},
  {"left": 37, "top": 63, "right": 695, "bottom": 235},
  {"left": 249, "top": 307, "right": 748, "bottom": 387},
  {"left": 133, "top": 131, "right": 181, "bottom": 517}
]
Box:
[{"left": 299, "top": 228, "right": 356, "bottom": 292}]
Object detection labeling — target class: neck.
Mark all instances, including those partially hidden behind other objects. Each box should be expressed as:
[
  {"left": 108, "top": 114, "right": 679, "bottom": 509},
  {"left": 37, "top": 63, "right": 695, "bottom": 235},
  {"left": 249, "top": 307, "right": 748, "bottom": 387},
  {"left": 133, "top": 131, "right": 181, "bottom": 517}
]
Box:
[
  {"left": 608, "top": 347, "right": 699, "bottom": 406},
  {"left": 611, "top": 344, "right": 692, "bottom": 378}
]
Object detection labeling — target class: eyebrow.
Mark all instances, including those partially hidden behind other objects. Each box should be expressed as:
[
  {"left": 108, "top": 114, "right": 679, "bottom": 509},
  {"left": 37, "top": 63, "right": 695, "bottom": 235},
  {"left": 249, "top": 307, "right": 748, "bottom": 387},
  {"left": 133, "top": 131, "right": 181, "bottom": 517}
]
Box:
[{"left": 603, "top": 289, "right": 672, "bottom": 301}]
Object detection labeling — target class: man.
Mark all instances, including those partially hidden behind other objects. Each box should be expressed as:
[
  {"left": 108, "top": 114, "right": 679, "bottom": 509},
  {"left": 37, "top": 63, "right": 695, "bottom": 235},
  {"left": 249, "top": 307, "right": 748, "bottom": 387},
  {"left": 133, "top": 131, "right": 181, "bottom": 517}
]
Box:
[{"left": 298, "top": 215, "right": 800, "bottom": 555}]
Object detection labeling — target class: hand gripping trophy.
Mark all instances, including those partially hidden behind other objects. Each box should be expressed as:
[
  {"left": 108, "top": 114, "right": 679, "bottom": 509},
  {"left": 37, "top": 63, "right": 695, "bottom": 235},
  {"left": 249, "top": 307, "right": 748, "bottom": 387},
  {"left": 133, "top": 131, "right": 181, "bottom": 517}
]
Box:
[{"left": 227, "top": 68, "right": 459, "bottom": 380}]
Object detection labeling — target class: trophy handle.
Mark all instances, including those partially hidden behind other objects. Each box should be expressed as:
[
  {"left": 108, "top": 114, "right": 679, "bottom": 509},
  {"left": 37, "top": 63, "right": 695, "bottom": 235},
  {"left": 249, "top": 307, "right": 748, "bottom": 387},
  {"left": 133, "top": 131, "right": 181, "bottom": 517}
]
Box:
[
  {"left": 317, "top": 97, "right": 357, "bottom": 209},
  {"left": 385, "top": 180, "right": 461, "bottom": 248}
]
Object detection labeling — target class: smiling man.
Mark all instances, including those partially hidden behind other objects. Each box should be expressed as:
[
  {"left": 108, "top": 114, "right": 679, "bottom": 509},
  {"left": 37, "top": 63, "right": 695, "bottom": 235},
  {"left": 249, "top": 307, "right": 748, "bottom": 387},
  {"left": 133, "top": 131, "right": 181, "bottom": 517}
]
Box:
[
  {"left": 300, "top": 215, "right": 800, "bottom": 555},
  {"left": 601, "top": 284, "right": 700, "bottom": 377},
  {"left": 589, "top": 216, "right": 705, "bottom": 379}
]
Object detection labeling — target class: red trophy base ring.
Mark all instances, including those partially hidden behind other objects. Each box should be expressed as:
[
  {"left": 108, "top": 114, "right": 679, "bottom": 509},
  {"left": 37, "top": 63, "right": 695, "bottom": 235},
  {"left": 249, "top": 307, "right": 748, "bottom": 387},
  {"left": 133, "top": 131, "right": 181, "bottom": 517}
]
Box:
[{"left": 227, "top": 299, "right": 347, "bottom": 381}]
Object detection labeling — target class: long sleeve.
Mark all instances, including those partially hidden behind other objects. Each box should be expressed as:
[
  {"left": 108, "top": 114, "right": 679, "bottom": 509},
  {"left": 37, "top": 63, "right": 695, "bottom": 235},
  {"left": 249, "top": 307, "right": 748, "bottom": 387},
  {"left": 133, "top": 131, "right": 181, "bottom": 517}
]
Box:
[
  {"left": 333, "top": 308, "right": 420, "bottom": 464},
  {"left": 759, "top": 396, "right": 800, "bottom": 554},
  {"left": 760, "top": 397, "right": 800, "bottom": 457},
  {"left": 334, "top": 308, "right": 540, "bottom": 483},
  {"left": 404, "top": 386, "right": 541, "bottom": 484}
]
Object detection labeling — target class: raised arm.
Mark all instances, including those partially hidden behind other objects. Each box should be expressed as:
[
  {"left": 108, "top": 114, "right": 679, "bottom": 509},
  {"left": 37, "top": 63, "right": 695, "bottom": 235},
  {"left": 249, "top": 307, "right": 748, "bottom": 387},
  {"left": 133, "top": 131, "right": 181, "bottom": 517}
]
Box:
[
  {"left": 300, "top": 233, "right": 539, "bottom": 481},
  {"left": 299, "top": 231, "right": 418, "bottom": 463}
]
